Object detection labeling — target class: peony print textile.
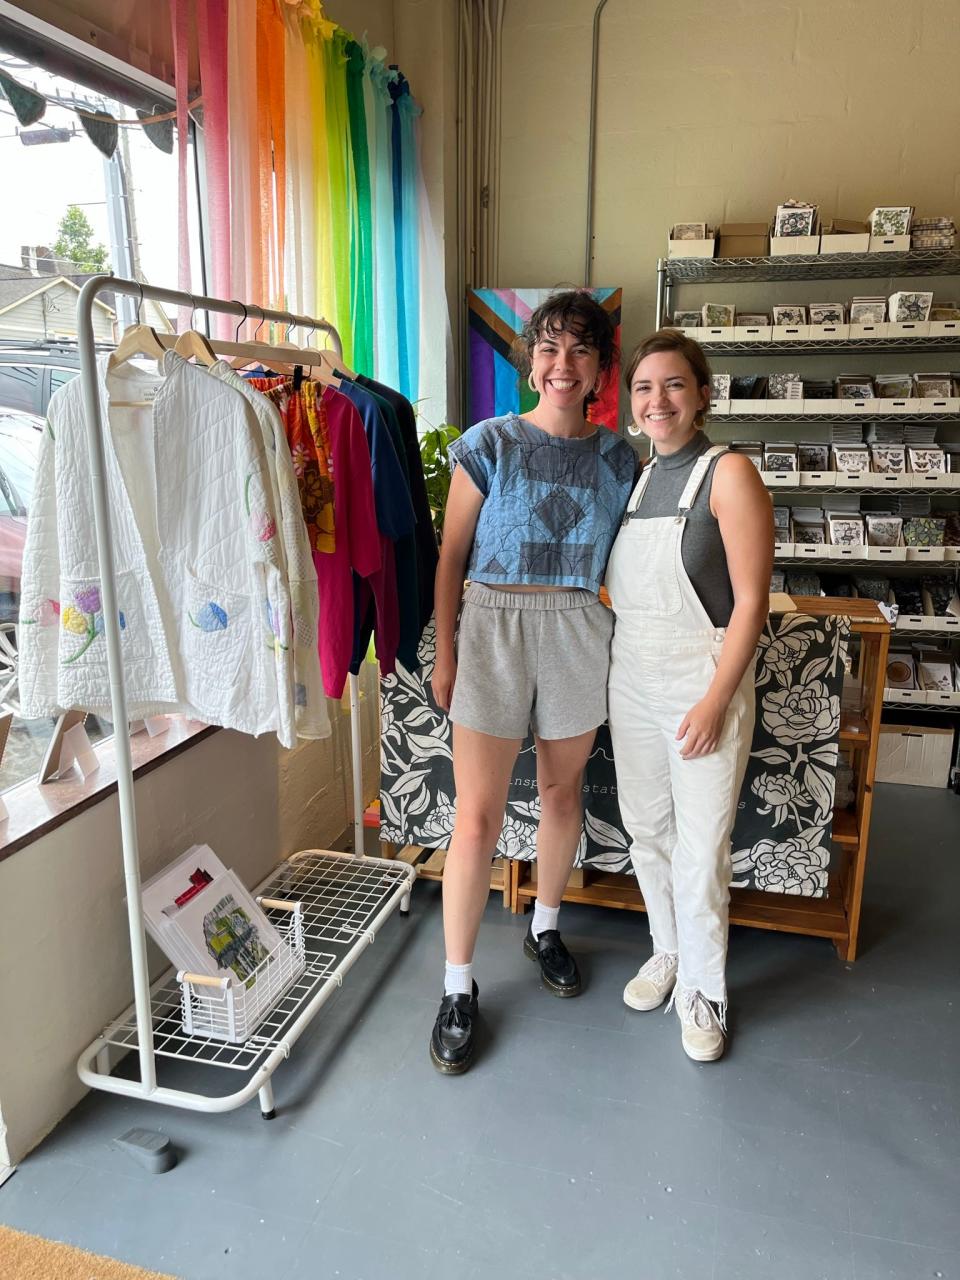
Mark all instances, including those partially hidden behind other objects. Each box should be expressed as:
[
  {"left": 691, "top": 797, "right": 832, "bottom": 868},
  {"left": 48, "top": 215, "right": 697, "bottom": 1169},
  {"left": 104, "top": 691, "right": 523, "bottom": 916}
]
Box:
[
  {"left": 730, "top": 612, "right": 850, "bottom": 898},
  {"left": 379, "top": 613, "right": 849, "bottom": 898}
]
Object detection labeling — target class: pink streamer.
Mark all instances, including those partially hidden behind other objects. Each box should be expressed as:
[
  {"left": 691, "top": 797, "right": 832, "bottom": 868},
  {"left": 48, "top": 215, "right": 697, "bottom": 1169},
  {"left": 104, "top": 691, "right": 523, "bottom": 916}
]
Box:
[
  {"left": 198, "top": 0, "right": 232, "bottom": 337},
  {"left": 170, "top": 0, "right": 192, "bottom": 328}
]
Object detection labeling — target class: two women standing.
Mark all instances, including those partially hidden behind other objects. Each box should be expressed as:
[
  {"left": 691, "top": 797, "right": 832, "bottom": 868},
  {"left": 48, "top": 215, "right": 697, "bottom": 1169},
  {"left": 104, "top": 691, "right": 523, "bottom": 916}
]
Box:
[{"left": 430, "top": 298, "right": 772, "bottom": 1071}]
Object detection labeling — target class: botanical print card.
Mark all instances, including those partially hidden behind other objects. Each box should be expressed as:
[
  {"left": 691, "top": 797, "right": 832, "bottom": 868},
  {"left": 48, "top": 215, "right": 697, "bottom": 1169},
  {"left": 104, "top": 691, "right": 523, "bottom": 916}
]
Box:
[
  {"left": 768, "top": 372, "right": 803, "bottom": 400},
  {"left": 798, "top": 443, "right": 830, "bottom": 471},
  {"left": 671, "top": 222, "right": 707, "bottom": 240},
  {"left": 702, "top": 302, "right": 736, "bottom": 326},
  {"left": 673, "top": 310, "right": 701, "bottom": 327},
  {"left": 711, "top": 372, "right": 731, "bottom": 400},
  {"left": 888, "top": 291, "right": 933, "bottom": 322},
  {"left": 772, "top": 305, "right": 807, "bottom": 325},
  {"left": 808, "top": 303, "right": 846, "bottom": 325},
  {"left": 775, "top": 204, "right": 817, "bottom": 237},
  {"left": 871, "top": 206, "right": 913, "bottom": 236}
]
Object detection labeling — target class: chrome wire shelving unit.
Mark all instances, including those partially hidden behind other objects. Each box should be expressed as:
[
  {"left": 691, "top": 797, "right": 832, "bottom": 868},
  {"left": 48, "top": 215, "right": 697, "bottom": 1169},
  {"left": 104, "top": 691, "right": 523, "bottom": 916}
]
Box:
[
  {"left": 71, "top": 277, "right": 416, "bottom": 1120},
  {"left": 694, "top": 336, "right": 960, "bottom": 356},
  {"left": 660, "top": 250, "right": 960, "bottom": 288}
]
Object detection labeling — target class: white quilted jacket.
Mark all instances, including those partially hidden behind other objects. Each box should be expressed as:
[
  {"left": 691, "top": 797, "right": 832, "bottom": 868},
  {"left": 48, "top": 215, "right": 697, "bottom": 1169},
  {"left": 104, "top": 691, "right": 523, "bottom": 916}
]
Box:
[{"left": 18, "top": 352, "right": 319, "bottom": 748}]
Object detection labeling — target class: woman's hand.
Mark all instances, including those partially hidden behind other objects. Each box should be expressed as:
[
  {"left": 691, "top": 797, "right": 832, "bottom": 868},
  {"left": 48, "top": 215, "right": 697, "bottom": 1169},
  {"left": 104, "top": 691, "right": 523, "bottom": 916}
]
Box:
[
  {"left": 431, "top": 653, "right": 457, "bottom": 712},
  {"left": 676, "top": 694, "right": 729, "bottom": 759}
]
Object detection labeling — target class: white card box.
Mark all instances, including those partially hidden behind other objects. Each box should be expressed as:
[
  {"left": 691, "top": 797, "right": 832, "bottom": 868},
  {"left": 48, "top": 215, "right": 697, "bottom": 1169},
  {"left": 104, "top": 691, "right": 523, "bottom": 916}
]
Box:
[
  {"left": 728, "top": 399, "right": 760, "bottom": 415},
  {"left": 905, "top": 546, "right": 946, "bottom": 562},
  {"left": 763, "top": 471, "right": 798, "bottom": 488},
  {"left": 708, "top": 398, "right": 730, "bottom": 415},
  {"left": 771, "top": 324, "right": 811, "bottom": 342},
  {"left": 879, "top": 399, "right": 910, "bottom": 414},
  {"left": 770, "top": 234, "right": 821, "bottom": 255},
  {"left": 763, "top": 400, "right": 801, "bottom": 416},
  {"left": 898, "top": 615, "right": 960, "bottom": 634},
  {"left": 773, "top": 541, "right": 795, "bottom": 558},
  {"left": 667, "top": 237, "right": 716, "bottom": 259},
  {"left": 883, "top": 687, "right": 926, "bottom": 704},
  {"left": 836, "top": 471, "right": 872, "bottom": 487},
  {"left": 886, "top": 321, "right": 930, "bottom": 339},
  {"left": 929, "top": 320, "right": 960, "bottom": 337},
  {"left": 699, "top": 326, "right": 732, "bottom": 343},
  {"left": 820, "top": 232, "right": 870, "bottom": 254},
  {"left": 841, "top": 398, "right": 879, "bottom": 415},
  {"left": 829, "top": 544, "right": 866, "bottom": 560},
  {"left": 910, "top": 397, "right": 955, "bottom": 413},
  {"left": 733, "top": 326, "right": 772, "bottom": 342},
  {"left": 800, "top": 471, "right": 836, "bottom": 487},
  {"left": 943, "top": 546, "right": 960, "bottom": 561},
  {"left": 803, "top": 398, "right": 844, "bottom": 415},
  {"left": 807, "top": 323, "right": 850, "bottom": 342},
  {"left": 869, "top": 234, "right": 911, "bottom": 252},
  {"left": 872, "top": 473, "right": 912, "bottom": 490},
  {"left": 866, "top": 544, "right": 907, "bottom": 562},
  {"left": 796, "top": 543, "right": 827, "bottom": 558},
  {"left": 848, "top": 323, "right": 888, "bottom": 340},
  {"left": 925, "top": 689, "right": 960, "bottom": 707},
  {"left": 911, "top": 472, "right": 955, "bottom": 489},
  {"left": 677, "top": 326, "right": 702, "bottom": 339}
]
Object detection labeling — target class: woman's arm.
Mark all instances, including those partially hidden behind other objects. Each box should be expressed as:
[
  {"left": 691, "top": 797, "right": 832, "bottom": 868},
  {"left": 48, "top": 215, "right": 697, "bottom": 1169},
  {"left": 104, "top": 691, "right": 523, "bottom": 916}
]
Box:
[
  {"left": 431, "top": 465, "right": 484, "bottom": 711},
  {"left": 676, "top": 453, "right": 774, "bottom": 759}
]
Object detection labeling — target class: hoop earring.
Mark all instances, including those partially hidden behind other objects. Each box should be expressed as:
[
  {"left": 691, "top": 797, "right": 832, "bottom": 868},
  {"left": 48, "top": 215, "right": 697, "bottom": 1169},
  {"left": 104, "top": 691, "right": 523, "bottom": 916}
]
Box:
[
  {"left": 527, "top": 372, "right": 538, "bottom": 394},
  {"left": 627, "top": 420, "right": 644, "bottom": 437}
]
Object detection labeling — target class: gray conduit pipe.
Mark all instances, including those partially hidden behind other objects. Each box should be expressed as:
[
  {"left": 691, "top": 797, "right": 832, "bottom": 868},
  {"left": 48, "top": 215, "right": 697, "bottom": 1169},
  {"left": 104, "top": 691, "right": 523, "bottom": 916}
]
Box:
[{"left": 584, "top": 0, "right": 609, "bottom": 285}]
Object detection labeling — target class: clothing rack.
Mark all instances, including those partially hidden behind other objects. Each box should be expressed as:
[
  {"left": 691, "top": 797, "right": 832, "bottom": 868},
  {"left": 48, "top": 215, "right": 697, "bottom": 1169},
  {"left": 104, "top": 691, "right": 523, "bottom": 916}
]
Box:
[{"left": 72, "top": 276, "right": 413, "bottom": 1117}]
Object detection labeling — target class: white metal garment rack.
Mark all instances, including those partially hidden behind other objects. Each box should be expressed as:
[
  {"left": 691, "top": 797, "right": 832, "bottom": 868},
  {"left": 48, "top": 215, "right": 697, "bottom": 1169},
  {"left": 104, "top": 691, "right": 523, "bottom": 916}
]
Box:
[{"left": 72, "top": 276, "right": 414, "bottom": 1118}]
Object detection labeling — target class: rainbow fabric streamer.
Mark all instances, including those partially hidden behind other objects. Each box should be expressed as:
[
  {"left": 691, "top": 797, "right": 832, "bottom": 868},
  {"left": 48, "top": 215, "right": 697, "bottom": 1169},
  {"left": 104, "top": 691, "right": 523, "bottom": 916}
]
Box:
[
  {"left": 467, "top": 288, "right": 623, "bottom": 431},
  {"left": 180, "top": 1, "right": 424, "bottom": 396}
]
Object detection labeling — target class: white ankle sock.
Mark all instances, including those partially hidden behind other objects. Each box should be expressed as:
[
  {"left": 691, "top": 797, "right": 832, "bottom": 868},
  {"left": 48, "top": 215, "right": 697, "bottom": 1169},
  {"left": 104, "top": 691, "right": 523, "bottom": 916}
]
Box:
[
  {"left": 444, "top": 960, "right": 473, "bottom": 997},
  {"left": 531, "top": 898, "right": 559, "bottom": 940}
]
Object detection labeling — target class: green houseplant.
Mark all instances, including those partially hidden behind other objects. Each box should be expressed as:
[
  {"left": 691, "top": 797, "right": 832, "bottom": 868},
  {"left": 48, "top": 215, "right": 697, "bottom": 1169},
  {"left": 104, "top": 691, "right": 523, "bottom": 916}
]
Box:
[{"left": 419, "top": 423, "right": 461, "bottom": 541}]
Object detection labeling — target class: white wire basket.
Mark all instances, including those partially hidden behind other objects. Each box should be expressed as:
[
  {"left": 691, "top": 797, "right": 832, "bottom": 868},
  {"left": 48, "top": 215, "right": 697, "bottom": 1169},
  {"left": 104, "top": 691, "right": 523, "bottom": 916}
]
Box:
[{"left": 178, "top": 898, "right": 306, "bottom": 1044}]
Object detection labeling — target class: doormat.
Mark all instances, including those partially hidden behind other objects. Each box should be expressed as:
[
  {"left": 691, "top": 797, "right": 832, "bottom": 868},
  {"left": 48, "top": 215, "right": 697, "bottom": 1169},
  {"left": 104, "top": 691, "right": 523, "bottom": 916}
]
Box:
[{"left": 0, "top": 1223, "right": 177, "bottom": 1280}]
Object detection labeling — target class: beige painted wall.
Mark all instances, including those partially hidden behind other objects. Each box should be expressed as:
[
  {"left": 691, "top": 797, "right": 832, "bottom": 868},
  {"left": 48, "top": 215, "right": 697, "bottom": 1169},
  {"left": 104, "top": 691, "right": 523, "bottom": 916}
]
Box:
[
  {"left": 499, "top": 0, "right": 960, "bottom": 380},
  {"left": 0, "top": 665, "right": 380, "bottom": 1167}
]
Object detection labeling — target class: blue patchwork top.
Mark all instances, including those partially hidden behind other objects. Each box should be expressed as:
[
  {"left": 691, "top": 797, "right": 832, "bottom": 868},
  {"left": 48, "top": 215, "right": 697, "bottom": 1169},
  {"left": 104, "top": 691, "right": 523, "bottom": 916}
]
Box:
[{"left": 447, "top": 414, "right": 639, "bottom": 594}]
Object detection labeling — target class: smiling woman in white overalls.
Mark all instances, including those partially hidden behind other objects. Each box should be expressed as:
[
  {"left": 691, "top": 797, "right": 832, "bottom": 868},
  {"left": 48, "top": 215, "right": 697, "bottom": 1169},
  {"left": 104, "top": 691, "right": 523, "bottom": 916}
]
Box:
[{"left": 606, "top": 329, "right": 773, "bottom": 1062}]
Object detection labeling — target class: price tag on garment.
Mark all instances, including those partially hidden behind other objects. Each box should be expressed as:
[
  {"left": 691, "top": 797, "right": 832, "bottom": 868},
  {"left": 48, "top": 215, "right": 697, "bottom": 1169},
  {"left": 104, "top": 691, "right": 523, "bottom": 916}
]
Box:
[{"left": 58, "top": 722, "right": 100, "bottom": 780}]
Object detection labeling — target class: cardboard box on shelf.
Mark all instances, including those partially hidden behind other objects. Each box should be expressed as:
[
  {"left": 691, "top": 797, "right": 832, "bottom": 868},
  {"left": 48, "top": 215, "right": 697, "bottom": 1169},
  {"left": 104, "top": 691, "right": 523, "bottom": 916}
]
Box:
[
  {"left": 875, "top": 724, "right": 954, "bottom": 788},
  {"left": 770, "top": 234, "right": 821, "bottom": 256},
  {"left": 717, "top": 222, "right": 769, "bottom": 257},
  {"left": 869, "top": 234, "right": 911, "bottom": 253},
  {"left": 820, "top": 222, "right": 870, "bottom": 254}
]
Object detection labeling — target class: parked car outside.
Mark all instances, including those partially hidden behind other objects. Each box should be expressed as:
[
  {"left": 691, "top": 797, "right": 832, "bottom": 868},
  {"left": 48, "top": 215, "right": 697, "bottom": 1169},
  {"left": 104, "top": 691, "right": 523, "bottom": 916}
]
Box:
[{"left": 0, "top": 341, "right": 81, "bottom": 417}]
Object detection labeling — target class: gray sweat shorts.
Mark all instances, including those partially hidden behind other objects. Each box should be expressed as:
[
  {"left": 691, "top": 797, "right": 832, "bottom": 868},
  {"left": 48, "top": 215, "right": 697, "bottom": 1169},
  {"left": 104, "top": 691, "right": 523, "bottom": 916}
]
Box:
[{"left": 448, "top": 583, "right": 614, "bottom": 740}]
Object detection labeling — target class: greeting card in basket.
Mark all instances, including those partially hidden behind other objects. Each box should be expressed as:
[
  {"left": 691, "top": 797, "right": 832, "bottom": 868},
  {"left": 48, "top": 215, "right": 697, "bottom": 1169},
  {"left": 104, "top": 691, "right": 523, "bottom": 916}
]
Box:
[{"left": 172, "top": 871, "right": 284, "bottom": 988}]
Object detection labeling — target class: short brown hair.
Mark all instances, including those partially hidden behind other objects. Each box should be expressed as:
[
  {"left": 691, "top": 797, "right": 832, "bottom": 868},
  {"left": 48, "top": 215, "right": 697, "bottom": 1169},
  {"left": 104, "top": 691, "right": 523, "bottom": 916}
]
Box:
[
  {"left": 513, "top": 288, "right": 619, "bottom": 410},
  {"left": 623, "top": 328, "right": 713, "bottom": 428}
]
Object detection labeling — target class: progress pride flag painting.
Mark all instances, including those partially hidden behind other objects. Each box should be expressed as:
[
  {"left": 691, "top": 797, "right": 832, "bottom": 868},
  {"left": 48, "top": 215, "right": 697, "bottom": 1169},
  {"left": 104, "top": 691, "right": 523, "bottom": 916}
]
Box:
[{"left": 467, "top": 287, "right": 622, "bottom": 431}]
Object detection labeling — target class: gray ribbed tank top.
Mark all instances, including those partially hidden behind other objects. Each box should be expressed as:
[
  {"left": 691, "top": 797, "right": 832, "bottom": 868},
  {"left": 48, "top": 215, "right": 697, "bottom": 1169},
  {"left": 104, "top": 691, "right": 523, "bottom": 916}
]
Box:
[{"left": 635, "top": 432, "right": 733, "bottom": 627}]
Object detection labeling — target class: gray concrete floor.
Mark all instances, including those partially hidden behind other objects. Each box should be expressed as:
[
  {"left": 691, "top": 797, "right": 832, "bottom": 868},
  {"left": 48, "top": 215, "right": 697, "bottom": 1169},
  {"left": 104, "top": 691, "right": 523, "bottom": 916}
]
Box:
[{"left": 1, "top": 783, "right": 958, "bottom": 1280}]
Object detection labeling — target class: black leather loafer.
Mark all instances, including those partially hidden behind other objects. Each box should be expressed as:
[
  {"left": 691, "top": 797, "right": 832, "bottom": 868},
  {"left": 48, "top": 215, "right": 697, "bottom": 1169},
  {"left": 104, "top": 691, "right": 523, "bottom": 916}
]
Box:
[
  {"left": 523, "top": 924, "right": 582, "bottom": 997},
  {"left": 429, "top": 981, "right": 479, "bottom": 1074}
]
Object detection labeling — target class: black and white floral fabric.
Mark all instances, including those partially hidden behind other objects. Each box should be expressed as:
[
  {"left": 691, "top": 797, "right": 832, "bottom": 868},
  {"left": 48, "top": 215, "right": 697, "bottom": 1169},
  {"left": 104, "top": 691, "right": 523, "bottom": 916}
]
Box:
[
  {"left": 380, "top": 613, "right": 849, "bottom": 897},
  {"left": 731, "top": 612, "right": 849, "bottom": 898}
]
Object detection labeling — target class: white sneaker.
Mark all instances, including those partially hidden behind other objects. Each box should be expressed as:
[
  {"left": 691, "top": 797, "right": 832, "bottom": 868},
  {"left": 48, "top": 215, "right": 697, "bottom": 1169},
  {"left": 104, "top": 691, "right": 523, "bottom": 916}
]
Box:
[
  {"left": 673, "top": 986, "right": 726, "bottom": 1062},
  {"left": 623, "top": 951, "right": 678, "bottom": 1011}
]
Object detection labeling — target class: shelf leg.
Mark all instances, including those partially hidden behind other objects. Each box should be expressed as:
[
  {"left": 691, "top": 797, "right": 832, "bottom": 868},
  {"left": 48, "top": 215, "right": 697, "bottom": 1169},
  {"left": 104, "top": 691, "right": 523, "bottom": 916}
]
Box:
[
  {"left": 259, "top": 1080, "right": 276, "bottom": 1120},
  {"left": 95, "top": 1044, "right": 111, "bottom": 1077},
  {"left": 399, "top": 890, "right": 411, "bottom": 916}
]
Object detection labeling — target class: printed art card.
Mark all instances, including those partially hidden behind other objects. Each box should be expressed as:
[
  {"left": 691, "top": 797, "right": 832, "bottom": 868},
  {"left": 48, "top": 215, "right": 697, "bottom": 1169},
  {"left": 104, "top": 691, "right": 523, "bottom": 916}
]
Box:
[{"left": 169, "top": 871, "right": 285, "bottom": 988}]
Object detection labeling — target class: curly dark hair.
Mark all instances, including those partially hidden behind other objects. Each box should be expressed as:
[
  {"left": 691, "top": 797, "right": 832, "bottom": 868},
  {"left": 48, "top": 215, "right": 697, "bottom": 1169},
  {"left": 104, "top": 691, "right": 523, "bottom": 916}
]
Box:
[{"left": 512, "top": 288, "right": 618, "bottom": 411}]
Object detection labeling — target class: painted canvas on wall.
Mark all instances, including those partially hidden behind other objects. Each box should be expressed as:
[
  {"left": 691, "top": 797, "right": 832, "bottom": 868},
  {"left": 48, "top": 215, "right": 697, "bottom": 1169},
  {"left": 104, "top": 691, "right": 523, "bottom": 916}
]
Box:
[{"left": 467, "top": 287, "right": 622, "bottom": 432}]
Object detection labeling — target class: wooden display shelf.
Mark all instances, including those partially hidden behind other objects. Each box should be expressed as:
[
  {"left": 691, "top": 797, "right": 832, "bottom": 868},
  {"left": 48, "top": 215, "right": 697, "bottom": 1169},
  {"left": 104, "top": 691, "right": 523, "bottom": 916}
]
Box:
[
  {"left": 512, "top": 868, "right": 850, "bottom": 942},
  {"left": 386, "top": 843, "right": 511, "bottom": 907}
]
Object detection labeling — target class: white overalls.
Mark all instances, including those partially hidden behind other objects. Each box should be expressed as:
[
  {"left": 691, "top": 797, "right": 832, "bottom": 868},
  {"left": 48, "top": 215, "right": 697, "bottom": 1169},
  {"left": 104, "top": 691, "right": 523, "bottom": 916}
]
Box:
[{"left": 606, "top": 445, "right": 755, "bottom": 1006}]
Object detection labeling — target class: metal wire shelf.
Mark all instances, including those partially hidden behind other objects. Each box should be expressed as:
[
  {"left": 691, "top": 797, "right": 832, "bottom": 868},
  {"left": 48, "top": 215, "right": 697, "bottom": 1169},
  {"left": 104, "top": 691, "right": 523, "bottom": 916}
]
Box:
[
  {"left": 882, "top": 699, "right": 960, "bottom": 715},
  {"left": 775, "top": 556, "right": 958, "bottom": 570},
  {"left": 661, "top": 251, "right": 960, "bottom": 284},
  {"left": 81, "top": 851, "right": 415, "bottom": 1108},
  {"left": 698, "top": 336, "right": 960, "bottom": 355},
  {"left": 723, "top": 412, "right": 960, "bottom": 426},
  {"left": 762, "top": 483, "right": 960, "bottom": 495}
]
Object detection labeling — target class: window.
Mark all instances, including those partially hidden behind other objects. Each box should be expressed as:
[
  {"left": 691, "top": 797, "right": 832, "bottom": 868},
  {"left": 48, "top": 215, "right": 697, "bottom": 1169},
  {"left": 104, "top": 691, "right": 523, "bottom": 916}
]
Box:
[{"left": 0, "top": 46, "right": 204, "bottom": 795}]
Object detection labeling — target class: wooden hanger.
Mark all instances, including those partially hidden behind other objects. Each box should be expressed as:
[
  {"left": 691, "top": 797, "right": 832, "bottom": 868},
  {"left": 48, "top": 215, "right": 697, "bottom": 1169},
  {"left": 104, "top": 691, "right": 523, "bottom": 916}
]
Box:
[{"left": 172, "top": 328, "right": 218, "bottom": 365}]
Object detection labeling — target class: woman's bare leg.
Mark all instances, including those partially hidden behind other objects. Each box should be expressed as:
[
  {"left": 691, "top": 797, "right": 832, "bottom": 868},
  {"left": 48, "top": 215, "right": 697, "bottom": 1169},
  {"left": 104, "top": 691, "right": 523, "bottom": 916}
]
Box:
[{"left": 442, "top": 723, "right": 524, "bottom": 964}]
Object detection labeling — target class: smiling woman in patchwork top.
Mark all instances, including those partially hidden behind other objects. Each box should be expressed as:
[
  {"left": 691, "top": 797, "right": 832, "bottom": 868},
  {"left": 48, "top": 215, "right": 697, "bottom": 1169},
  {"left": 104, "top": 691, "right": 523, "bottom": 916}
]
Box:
[{"left": 428, "top": 289, "right": 637, "bottom": 1075}]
